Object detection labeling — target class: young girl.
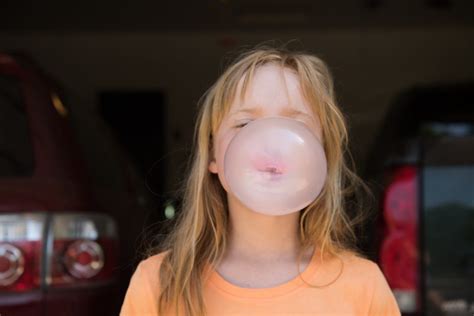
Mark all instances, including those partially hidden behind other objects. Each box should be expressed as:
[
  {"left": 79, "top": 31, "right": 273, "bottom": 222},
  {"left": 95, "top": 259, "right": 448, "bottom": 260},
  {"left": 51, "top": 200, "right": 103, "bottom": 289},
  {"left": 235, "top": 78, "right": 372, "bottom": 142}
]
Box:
[{"left": 120, "top": 45, "right": 401, "bottom": 316}]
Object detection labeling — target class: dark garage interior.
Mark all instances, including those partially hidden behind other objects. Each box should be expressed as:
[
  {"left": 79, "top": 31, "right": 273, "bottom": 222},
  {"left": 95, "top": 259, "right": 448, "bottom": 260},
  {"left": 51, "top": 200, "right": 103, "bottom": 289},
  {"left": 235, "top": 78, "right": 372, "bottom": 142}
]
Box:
[{"left": 0, "top": 1, "right": 473, "bottom": 315}]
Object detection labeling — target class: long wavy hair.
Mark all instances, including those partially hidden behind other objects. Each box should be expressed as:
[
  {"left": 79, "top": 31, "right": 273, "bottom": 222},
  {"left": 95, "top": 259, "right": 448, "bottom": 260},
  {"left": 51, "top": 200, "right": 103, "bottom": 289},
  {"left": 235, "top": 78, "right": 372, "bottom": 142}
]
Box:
[{"left": 146, "top": 43, "right": 373, "bottom": 316}]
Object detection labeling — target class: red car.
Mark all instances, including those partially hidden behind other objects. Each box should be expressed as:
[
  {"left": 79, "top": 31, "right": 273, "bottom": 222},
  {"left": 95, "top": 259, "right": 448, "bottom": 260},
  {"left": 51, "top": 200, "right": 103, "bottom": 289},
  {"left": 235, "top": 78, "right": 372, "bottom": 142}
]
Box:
[{"left": 0, "top": 52, "right": 120, "bottom": 315}]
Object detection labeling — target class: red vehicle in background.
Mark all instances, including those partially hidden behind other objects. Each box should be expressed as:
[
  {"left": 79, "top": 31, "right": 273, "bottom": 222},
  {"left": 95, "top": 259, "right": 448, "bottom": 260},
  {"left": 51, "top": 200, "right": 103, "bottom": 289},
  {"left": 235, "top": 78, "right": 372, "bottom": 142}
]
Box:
[
  {"left": 0, "top": 52, "right": 120, "bottom": 315},
  {"left": 365, "top": 82, "right": 474, "bottom": 316}
]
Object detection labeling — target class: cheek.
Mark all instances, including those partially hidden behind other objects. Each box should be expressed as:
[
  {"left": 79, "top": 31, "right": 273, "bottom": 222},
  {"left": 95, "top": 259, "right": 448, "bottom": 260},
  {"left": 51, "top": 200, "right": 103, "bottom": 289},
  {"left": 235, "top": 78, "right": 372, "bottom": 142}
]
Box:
[
  {"left": 215, "top": 129, "right": 235, "bottom": 166},
  {"left": 215, "top": 130, "right": 236, "bottom": 192}
]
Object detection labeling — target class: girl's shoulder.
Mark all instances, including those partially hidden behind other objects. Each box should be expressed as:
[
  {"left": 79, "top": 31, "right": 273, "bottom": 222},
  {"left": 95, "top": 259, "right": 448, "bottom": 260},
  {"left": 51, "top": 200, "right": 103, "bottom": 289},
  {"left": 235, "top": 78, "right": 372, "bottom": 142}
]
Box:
[
  {"left": 332, "top": 249, "right": 400, "bottom": 315},
  {"left": 337, "top": 249, "right": 389, "bottom": 283},
  {"left": 324, "top": 248, "right": 377, "bottom": 271},
  {"left": 120, "top": 250, "right": 171, "bottom": 315},
  {"left": 338, "top": 249, "right": 381, "bottom": 273},
  {"left": 137, "top": 249, "right": 170, "bottom": 276},
  {"left": 131, "top": 250, "right": 171, "bottom": 292},
  {"left": 140, "top": 249, "right": 170, "bottom": 266},
  {"left": 315, "top": 248, "right": 389, "bottom": 289}
]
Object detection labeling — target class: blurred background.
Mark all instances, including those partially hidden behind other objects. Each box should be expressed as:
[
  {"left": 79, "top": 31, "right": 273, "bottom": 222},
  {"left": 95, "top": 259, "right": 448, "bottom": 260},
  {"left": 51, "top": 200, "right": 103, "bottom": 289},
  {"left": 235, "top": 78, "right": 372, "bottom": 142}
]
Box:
[{"left": 0, "top": 0, "right": 473, "bottom": 315}]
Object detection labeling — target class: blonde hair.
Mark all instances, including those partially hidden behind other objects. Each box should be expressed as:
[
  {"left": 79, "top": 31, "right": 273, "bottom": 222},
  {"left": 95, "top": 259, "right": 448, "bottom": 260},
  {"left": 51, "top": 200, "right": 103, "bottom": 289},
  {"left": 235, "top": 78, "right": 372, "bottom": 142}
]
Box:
[{"left": 147, "top": 43, "right": 373, "bottom": 316}]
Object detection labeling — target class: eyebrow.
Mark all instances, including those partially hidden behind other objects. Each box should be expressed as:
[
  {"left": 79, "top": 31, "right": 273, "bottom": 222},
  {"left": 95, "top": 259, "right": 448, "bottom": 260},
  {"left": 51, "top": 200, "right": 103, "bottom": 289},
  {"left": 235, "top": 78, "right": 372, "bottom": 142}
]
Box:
[
  {"left": 283, "top": 108, "right": 314, "bottom": 119},
  {"left": 231, "top": 107, "right": 260, "bottom": 115},
  {"left": 232, "top": 107, "right": 313, "bottom": 120}
]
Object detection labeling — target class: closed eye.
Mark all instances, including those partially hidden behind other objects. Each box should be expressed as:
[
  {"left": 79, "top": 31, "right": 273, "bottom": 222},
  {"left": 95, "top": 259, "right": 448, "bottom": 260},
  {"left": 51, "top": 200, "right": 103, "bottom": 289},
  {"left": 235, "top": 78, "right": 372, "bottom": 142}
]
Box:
[
  {"left": 234, "top": 120, "right": 252, "bottom": 129},
  {"left": 235, "top": 122, "right": 249, "bottom": 129}
]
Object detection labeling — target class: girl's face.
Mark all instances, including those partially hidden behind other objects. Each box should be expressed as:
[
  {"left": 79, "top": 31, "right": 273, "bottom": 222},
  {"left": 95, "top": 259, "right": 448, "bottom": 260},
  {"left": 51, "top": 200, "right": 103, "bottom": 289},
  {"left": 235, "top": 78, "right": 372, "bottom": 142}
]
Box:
[{"left": 208, "top": 63, "right": 323, "bottom": 193}]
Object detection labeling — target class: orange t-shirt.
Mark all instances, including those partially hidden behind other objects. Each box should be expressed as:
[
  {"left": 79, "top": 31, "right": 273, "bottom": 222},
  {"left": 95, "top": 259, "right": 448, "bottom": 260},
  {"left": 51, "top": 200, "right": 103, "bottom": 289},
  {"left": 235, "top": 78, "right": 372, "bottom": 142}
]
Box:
[{"left": 120, "top": 248, "right": 401, "bottom": 316}]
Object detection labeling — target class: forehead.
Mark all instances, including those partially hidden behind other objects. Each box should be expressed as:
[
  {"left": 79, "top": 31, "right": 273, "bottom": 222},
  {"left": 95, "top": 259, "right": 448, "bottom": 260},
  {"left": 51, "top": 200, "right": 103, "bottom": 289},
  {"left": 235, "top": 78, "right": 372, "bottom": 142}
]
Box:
[{"left": 229, "top": 63, "right": 313, "bottom": 115}]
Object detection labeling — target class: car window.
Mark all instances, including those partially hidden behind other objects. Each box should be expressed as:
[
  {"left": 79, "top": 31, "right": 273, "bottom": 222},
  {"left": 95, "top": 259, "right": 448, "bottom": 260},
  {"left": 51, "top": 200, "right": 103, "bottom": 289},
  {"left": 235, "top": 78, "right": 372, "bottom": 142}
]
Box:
[
  {"left": 422, "top": 123, "right": 474, "bottom": 315},
  {"left": 0, "top": 74, "right": 34, "bottom": 177}
]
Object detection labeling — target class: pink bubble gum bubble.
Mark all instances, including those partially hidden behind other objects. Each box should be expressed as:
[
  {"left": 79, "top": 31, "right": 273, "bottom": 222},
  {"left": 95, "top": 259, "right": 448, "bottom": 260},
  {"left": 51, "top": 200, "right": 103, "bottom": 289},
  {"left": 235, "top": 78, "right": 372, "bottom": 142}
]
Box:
[{"left": 224, "top": 116, "right": 327, "bottom": 216}]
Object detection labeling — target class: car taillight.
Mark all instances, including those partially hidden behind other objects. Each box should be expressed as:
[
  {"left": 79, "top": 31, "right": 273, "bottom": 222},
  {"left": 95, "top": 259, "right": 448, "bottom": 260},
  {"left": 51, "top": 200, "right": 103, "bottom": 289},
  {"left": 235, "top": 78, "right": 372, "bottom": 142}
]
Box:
[
  {"left": 0, "top": 243, "right": 25, "bottom": 286},
  {"left": 0, "top": 212, "right": 118, "bottom": 292},
  {"left": 0, "top": 213, "right": 45, "bottom": 292},
  {"left": 63, "top": 240, "right": 104, "bottom": 279},
  {"left": 48, "top": 213, "right": 118, "bottom": 287},
  {"left": 379, "top": 165, "right": 420, "bottom": 314}
]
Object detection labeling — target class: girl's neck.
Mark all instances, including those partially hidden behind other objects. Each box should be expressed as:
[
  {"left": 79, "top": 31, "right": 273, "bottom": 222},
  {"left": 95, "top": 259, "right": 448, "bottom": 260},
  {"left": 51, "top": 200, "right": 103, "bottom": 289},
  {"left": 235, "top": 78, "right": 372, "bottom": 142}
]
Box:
[{"left": 225, "top": 192, "right": 303, "bottom": 262}]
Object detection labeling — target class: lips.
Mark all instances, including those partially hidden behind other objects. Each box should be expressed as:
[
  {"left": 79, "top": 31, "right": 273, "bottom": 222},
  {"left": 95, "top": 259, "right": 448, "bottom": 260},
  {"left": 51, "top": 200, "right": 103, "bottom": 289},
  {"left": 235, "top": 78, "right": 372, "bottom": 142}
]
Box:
[
  {"left": 262, "top": 166, "right": 283, "bottom": 174},
  {"left": 252, "top": 157, "right": 287, "bottom": 177},
  {"left": 258, "top": 165, "right": 284, "bottom": 174}
]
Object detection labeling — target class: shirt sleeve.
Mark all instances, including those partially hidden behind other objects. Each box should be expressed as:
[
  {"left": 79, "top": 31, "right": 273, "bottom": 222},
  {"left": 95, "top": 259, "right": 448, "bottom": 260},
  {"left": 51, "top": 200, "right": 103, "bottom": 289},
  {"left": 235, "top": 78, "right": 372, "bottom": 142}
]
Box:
[
  {"left": 367, "top": 262, "right": 402, "bottom": 316},
  {"left": 120, "top": 260, "right": 159, "bottom": 316}
]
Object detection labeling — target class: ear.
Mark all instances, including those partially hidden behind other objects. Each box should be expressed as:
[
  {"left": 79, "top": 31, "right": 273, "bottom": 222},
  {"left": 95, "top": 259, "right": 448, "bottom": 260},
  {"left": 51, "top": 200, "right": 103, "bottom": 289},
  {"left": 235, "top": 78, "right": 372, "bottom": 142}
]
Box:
[
  {"left": 208, "top": 136, "right": 218, "bottom": 174},
  {"left": 208, "top": 158, "right": 218, "bottom": 174}
]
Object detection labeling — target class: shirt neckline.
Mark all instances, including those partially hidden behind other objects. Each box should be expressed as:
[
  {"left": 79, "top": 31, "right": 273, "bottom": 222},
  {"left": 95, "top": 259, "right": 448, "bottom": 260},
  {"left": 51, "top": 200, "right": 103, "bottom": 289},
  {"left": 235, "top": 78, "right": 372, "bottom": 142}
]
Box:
[{"left": 205, "top": 246, "right": 321, "bottom": 299}]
